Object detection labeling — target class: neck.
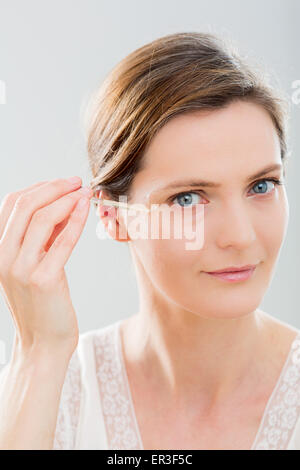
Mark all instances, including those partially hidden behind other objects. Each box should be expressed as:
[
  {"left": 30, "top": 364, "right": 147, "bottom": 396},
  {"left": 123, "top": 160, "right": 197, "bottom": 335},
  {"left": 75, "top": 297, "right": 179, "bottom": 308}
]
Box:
[{"left": 121, "top": 304, "right": 269, "bottom": 412}]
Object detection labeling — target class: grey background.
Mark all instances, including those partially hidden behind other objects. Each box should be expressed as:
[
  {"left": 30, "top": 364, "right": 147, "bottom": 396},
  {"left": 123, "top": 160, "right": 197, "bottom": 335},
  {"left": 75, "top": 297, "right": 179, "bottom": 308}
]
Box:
[{"left": 0, "top": 0, "right": 299, "bottom": 367}]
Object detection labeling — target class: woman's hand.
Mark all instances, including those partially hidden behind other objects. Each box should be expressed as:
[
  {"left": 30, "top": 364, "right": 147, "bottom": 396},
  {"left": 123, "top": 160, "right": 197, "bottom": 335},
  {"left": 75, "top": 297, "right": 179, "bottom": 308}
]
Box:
[{"left": 0, "top": 177, "right": 93, "bottom": 355}]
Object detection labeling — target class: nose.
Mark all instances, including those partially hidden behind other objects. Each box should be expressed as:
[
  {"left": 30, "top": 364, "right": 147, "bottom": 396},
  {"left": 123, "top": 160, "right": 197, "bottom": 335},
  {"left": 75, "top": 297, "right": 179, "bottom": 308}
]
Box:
[{"left": 215, "top": 200, "right": 256, "bottom": 250}]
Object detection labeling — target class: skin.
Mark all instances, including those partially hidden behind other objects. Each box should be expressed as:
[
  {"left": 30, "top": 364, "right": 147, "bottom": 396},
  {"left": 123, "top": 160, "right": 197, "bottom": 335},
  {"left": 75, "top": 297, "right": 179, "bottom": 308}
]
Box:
[
  {"left": 0, "top": 177, "right": 94, "bottom": 449},
  {"left": 98, "top": 100, "right": 299, "bottom": 449}
]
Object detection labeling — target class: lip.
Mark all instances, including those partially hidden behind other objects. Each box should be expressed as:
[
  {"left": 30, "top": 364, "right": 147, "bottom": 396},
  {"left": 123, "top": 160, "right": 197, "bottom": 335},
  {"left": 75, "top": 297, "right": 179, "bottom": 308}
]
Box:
[
  {"left": 206, "top": 264, "right": 257, "bottom": 274},
  {"left": 204, "top": 266, "right": 257, "bottom": 283}
]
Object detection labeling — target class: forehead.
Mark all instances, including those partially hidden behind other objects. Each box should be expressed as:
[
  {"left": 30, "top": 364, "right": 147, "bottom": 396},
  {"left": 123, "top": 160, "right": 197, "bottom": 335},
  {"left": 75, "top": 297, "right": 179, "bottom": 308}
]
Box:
[{"left": 130, "top": 100, "right": 281, "bottom": 200}]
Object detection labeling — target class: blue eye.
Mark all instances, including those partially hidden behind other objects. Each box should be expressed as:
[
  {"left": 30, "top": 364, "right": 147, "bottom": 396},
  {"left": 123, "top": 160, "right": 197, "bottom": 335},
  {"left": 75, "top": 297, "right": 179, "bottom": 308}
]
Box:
[
  {"left": 171, "top": 192, "right": 203, "bottom": 208},
  {"left": 169, "top": 178, "right": 283, "bottom": 208},
  {"left": 249, "top": 178, "right": 283, "bottom": 195}
]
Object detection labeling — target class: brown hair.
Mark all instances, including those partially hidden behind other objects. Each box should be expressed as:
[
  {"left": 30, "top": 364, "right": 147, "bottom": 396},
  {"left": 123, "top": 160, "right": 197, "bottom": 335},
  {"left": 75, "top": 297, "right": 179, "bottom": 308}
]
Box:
[{"left": 83, "top": 31, "right": 291, "bottom": 208}]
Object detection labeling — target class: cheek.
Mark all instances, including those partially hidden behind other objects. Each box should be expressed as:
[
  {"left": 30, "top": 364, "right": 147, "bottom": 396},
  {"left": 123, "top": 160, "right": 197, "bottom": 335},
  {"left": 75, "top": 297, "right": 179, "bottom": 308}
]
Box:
[
  {"left": 132, "top": 236, "right": 202, "bottom": 310},
  {"left": 135, "top": 237, "right": 197, "bottom": 277},
  {"left": 257, "top": 191, "right": 289, "bottom": 258},
  {"left": 127, "top": 205, "right": 203, "bottom": 271}
]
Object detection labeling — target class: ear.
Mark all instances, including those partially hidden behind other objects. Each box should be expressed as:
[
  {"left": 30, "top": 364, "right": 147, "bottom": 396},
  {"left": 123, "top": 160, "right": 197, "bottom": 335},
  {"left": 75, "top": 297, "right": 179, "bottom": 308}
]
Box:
[{"left": 97, "top": 189, "right": 131, "bottom": 242}]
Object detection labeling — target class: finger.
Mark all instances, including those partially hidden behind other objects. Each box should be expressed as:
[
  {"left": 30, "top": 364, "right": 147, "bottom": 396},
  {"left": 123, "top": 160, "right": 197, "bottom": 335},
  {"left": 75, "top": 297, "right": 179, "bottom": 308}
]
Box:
[
  {"left": 0, "top": 177, "right": 83, "bottom": 258},
  {"left": 38, "top": 195, "right": 90, "bottom": 276},
  {"left": 15, "top": 187, "right": 92, "bottom": 271},
  {"left": 44, "top": 217, "right": 70, "bottom": 252},
  {"left": 0, "top": 181, "right": 48, "bottom": 240}
]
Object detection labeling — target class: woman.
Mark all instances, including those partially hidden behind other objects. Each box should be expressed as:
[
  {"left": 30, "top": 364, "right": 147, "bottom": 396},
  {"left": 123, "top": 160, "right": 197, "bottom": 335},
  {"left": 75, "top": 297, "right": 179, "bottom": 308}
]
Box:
[{"left": 0, "top": 31, "right": 299, "bottom": 450}]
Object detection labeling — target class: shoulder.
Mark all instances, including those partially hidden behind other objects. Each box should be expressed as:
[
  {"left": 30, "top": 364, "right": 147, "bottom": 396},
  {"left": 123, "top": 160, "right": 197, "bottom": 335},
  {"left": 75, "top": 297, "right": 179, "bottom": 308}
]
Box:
[
  {"left": 77, "top": 320, "right": 119, "bottom": 356},
  {"left": 58, "top": 321, "right": 120, "bottom": 393},
  {"left": 257, "top": 310, "right": 300, "bottom": 379},
  {"left": 53, "top": 321, "right": 121, "bottom": 449},
  {"left": 258, "top": 308, "right": 300, "bottom": 347},
  {"left": 72, "top": 320, "right": 121, "bottom": 375},
  {"left": 258, "top": 309, "right": 300, "bottom": 398},
  {"left": 78, "top": 320, "right": 119, "bottom": 343}
]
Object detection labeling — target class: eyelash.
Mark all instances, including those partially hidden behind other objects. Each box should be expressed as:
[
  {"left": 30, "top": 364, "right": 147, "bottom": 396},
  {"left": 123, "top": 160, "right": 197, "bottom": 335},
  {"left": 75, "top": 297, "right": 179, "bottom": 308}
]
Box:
[{"left": 169, "top": 177, "right": 284, "bottom": 207}]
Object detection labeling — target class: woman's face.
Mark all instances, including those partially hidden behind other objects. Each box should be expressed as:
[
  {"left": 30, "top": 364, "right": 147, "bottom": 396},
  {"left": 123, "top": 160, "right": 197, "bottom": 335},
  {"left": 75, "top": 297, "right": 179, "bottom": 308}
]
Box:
[{"left": 105, "top": 100, "right": 289, "bottom": 319}]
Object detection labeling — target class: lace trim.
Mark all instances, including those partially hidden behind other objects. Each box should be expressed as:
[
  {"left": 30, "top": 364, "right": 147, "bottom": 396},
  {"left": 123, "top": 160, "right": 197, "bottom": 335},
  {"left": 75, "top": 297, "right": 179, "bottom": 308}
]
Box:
[
  {"left": 252, "top": 333, "right": 300, "bottom": 450},
  {"left": 94, "top": 322, "right": 300, "bottom": 450},
  {"left": 93, "top": 322, "right": 142, "bottom": 450},
  {"left": 52, "top": 348, "right": 82, "bottom": 450}
]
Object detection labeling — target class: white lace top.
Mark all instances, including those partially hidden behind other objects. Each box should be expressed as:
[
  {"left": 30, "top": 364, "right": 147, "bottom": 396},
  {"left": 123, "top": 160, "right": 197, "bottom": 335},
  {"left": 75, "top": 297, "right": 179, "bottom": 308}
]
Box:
[{"left": 52, "top": 320, "right": 300, "bottom": 450}]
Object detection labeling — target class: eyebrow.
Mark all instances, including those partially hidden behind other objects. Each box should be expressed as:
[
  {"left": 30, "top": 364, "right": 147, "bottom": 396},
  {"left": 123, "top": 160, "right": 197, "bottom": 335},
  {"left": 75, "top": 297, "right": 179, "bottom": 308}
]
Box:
[{"left": 150, "top": 163, "right": 283, "bottom": 194}]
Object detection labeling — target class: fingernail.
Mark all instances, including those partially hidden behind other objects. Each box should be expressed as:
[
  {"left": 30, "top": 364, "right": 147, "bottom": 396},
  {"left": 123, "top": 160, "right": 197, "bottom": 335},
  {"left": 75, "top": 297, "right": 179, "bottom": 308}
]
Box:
[
  {"left": 77, "top": 197, "right": 89, "bottom": 209},
  {"left": 78, "top": 186, "right": 92, "bottom": 196},
  {"left": 67, "top": 176, "right": 81, "bottom": 185}
]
